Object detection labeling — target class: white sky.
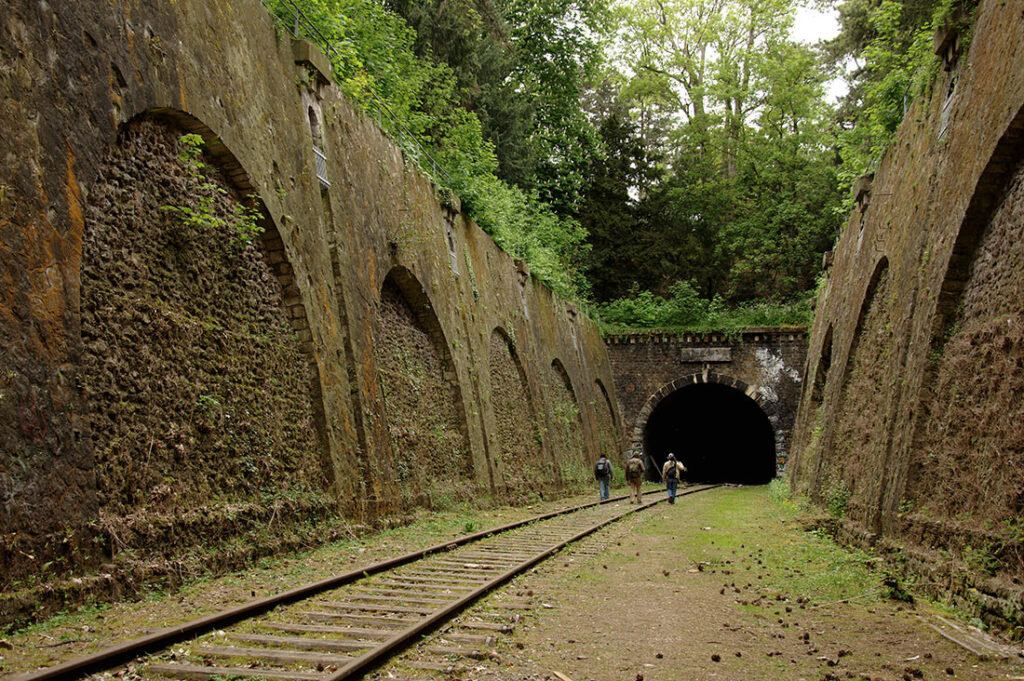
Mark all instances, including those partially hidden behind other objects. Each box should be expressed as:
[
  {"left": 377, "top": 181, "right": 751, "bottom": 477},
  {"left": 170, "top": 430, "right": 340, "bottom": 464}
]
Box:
[{"left": 791, "top": 5, "right": 841, "bottom": 44}]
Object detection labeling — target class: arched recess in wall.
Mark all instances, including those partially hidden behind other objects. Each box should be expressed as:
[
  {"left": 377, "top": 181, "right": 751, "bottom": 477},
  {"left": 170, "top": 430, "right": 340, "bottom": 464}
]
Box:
[
  {"left": 814, "top": 257, "right": 891, "bottom": 522},
  {"left": 810, "top": 325, "right": 834, "bottom": 406},
  {"left": 374, "top": 266, "right": 473, "bottom": 507},
  {"left": 79, "top": 112, "right": 333, "bottom": 550},
  {"left": 792, "top": 324, "right": 833, "bottom": 492},
  {"left": 592, "top": 378, "right": 619, "bottom": 459},
  {"left": 631, "top": 373, "right": 776, "bottom": 484},
  {"left": 548, "top": 359, "right": 586, "bottom": 478},
  {"left": 488, "top": 327, "right": 546, "bottom": 495},
  {"left": 904, "top": 105, "right": 1024, "bottom": 528}
]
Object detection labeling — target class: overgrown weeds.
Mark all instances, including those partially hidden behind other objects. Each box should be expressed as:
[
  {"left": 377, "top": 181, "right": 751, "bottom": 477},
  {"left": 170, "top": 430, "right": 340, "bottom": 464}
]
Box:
[{"left": 596, "top": 280, "right": 813, "bottom": 334}]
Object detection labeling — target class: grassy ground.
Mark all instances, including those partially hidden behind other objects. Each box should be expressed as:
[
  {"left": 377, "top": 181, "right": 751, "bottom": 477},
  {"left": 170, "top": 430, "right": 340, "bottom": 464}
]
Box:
[
  {"left": 6, "top": 483, "right": 1022, "bottom": 681},
  {"left": 466, "top": 484, "right": 1024, "bottom": 680}
]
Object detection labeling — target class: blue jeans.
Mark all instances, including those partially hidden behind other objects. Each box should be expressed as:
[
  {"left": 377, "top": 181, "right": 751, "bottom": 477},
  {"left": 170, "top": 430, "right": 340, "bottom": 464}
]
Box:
[
  {"left": 666, "top": 478, "right": 678, "bottom": 503},
  {"left": 598, "top": 478, "right": 610, "bottom": 500}
]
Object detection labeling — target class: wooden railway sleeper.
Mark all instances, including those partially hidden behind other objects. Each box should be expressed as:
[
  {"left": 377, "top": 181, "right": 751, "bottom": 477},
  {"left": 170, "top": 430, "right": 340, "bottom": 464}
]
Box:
[{"left": 17, "top": 486, "right": 719, "bottom": 681}]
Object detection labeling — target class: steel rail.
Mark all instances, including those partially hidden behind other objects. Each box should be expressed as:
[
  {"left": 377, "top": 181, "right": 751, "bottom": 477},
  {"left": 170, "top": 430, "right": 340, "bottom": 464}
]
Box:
[
  {"left": 324, "top": 484, "right": 720, "bottom": 681},
  {"left": 7, "top": 489, "right": 654, "bottom": 681}
]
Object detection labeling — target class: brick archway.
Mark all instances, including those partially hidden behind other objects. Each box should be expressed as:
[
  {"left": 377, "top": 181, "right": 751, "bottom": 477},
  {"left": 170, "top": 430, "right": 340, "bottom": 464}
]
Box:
[{"left": 629, "top": 371, "right": 779, "bottom": 452}]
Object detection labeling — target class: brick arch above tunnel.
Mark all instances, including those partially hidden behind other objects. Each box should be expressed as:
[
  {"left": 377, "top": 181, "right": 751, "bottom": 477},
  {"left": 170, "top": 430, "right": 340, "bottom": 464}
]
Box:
[{"left": 628, "top": 371, "right": 779, "bottom": 452}]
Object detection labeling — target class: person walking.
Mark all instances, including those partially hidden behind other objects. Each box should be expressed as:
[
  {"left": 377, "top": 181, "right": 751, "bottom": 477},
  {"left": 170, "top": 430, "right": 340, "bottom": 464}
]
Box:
[
  {"left": 594, "top": 454, "right": 613, "bottom": 501},
  {"left": 624, "top": 448, "right": 646, "bottom": 504},
  {"left": 661, "top": 452, "right": 686, "bottom": 504}
]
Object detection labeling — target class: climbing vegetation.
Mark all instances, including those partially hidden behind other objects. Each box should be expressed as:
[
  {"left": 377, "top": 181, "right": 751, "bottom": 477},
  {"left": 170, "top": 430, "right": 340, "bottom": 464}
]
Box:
[
  {"left": 261, "top": 0, "right": 596, "bottom": 299},
  {"left": 827, "top": 0, "right": 976, "bottom": 210},
  {"left": 260, "top": 0, "right": 974, "bottom": 325},
  {"left": 161, "top": 134, "right": 265, "bottom": 248}
]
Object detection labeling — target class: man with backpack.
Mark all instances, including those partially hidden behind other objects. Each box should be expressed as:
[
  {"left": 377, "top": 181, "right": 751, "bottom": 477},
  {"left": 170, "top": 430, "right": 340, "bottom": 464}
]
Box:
[
  {"left": 625, "top": 448, "right": 646, "bottom": 504},
  {"left": 661, "top": 452, "right": 686, "bottom": 504},
  {"left": 594, "top": 454, "right": 613, "bottom": 500}
]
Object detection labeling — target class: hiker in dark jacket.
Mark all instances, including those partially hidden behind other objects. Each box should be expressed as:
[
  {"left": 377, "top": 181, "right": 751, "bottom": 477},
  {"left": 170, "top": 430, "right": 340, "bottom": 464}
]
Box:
[{"left": 594, "top": 454, "right": 613, "bottom": 500}]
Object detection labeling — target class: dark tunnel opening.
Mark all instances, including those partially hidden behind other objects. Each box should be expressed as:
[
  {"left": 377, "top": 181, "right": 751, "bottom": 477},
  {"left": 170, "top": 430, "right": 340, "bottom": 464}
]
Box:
[{"left": 643, "top": 382, "right": 776, "bottom": 485}]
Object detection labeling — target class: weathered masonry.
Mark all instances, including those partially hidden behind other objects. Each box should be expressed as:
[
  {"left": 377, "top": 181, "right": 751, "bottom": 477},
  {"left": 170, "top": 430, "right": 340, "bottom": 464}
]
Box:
[
  {"left": 0, "top": 0, "right": 619, "bottom": 623},
  {"left": 606, "top": 329, "right": 805, "bottom": 484},
  {"left": 789, "top": 0, "right": 1024, "bottom": 636}
]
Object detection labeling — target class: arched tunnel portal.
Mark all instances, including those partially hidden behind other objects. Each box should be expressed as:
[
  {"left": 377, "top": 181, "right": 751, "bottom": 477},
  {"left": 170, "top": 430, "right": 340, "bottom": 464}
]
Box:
[{"left": 637, "top": 377, "right": 776, "bottom": 485}]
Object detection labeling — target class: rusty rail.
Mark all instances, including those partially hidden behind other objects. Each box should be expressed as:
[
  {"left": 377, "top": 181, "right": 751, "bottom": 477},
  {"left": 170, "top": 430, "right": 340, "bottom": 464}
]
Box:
[{"left": 10, "top": 485, "right": 719, "bottom": 681}]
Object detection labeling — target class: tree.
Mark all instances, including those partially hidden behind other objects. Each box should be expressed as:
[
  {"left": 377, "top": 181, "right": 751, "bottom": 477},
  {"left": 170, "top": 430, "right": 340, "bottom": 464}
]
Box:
[
  {"left": 580, "top": 108, "right": 652, "bottom": 300},
  {"left": 588, "top": 0, "right": 843, "bottom": 306}
]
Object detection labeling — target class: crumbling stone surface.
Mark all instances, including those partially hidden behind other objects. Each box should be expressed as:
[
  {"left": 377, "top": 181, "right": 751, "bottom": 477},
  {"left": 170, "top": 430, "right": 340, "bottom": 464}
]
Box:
[
  {"left": 789, "top": 0, "right": 1024, "bottom": 634},
  {"left": 545, "top": 360, "right": 586, "bottom": 483},
  {"left": 824, "top": 267, "right": 894, "bottom": 527},
  {"left": 375, "top": 275, "right": 473, "bottom": 508},
  {"left": 488, "top": 329, "right": 548, "bottom": 498},
  {"left": 80, "top": 120, "right": 329, "bottom": 553},
  {"left": 905, "top": 158, "right": 1024, "bottom": 539},
  {"left": 0, "top": 0, "right": 620, "bottom": 622},
  {"left": 592, "top": 379, "right": 619, "bottom": 461}
]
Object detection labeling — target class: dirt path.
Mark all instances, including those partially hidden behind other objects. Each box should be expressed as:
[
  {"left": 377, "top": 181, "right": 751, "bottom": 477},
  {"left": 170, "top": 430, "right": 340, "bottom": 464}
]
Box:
[
  {"left": 4, "top": 486, "right": 1023, "bottom": 681},
  {"left": 467, "top": 486, "right": 1024, "bottom": 681}
]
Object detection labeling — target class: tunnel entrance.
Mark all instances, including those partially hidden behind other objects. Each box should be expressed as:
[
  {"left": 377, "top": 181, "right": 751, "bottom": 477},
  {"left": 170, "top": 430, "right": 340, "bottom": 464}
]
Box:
[{"left": 643, "top": 382, "right": 775, "bottom": 484}]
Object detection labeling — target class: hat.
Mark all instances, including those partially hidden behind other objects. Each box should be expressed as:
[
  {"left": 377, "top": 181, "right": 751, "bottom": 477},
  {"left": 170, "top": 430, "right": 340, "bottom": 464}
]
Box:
[
  {"left": 631, "top": 450, "right": 641, "bottom": 457},
  {"left": 667, "top": 453, "right": 676, "bottom": 460}
]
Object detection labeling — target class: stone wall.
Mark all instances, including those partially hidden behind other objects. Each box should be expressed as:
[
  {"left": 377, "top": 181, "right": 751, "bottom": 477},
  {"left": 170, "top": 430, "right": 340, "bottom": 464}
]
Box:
[
  {"left": 0, "top": 0, "right": 619, "bottom": 623},
  {"left": 606, "top": 329, "right": 806, "bottom": 469},
  {"left": 788, "top": 0, "right": 1024, "bottom": 636}
]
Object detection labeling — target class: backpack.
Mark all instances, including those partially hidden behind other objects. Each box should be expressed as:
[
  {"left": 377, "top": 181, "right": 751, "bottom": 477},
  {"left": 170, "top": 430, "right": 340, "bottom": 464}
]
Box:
[
  {"left": 665, "top": 461, "right": 679, "bottom": 481},
  {"left": 594, "top": 459, "right": 610, "bottom": 478},
  {"left": 625, "top": 457, "right": 644, "bottom": 480}
]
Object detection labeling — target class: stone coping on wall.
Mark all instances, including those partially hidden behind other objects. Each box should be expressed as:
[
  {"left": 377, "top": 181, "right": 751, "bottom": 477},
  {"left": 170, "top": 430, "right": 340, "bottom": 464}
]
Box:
[{"left": 604, "top": 327, "right": 808, "bottom": 345}]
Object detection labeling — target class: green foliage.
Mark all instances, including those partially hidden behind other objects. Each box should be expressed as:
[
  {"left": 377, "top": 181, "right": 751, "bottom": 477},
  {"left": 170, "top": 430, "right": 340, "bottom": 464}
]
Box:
[
  {"left": 261, "top": 0, "right": 593, "bottom": 299},
  {"left": 880, "top": 565, "right": 914, "bottom": 602},
  {"left": 586, "top": 0, "right": 843, "bottom": 307},
  {"left": 829, "top": 0, "right": 975, "bottom": 209},
  {"left": 833, "top": 1, "right": 935, "bottom": 207},
  {"left": 768, "top": 475, "right": 792, "bottom": 504},
  {"left": 825, "top": 476, "right": 852, "bottom": 519},
  {"left": 962, "top": 541, "right": 1001, "bottom": 576},
  {"left": 161, "top": 135, "right": 264, "bottom": 248},
  {"left": 596, "top": 280, "right": 813, "bottom": 333}
]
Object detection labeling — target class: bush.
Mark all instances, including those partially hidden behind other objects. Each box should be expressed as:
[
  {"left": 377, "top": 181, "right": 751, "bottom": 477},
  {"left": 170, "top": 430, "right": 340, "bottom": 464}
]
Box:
[
  {"left": 824, "top": 477, "right": 852, "bottom": 519},
  {"left": 596, "top": 280, "right": 813, "bottom": 333}
]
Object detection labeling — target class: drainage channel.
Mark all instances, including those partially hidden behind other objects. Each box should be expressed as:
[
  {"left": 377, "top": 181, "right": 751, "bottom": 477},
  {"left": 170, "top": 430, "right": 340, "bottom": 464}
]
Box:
[{"left": 12, "top": 485, "right": 719, "bottom": 681}]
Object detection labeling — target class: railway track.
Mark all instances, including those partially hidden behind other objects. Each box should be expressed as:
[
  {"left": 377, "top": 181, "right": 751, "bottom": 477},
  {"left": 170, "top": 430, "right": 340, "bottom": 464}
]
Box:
[{"left": 12, "top": 484, "right": 719, "bottom": 681}]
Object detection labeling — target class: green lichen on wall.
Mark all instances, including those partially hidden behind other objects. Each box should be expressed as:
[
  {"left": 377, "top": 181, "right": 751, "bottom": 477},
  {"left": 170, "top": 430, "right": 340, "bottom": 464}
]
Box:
[
  {"left": 906, "top": 162, "right": 1024, "bottom": 538},
  {"left": 546, "top": 363, "right": 586, "bottom": 484},
  {"left": 824, "top": 268, "right": 893, "bottom": 524}
]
